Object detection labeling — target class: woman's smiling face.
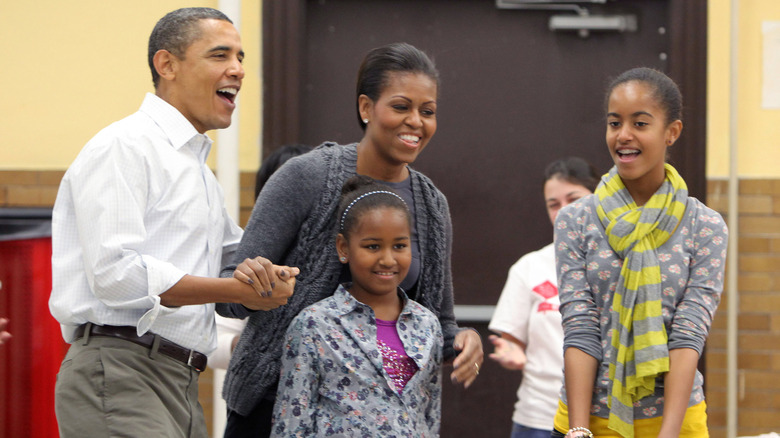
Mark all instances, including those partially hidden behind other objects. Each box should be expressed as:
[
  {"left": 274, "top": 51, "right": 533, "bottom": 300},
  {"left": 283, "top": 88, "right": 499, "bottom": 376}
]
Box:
[{"left": 359, "top": 72, "right": 438, "bottom": 169}]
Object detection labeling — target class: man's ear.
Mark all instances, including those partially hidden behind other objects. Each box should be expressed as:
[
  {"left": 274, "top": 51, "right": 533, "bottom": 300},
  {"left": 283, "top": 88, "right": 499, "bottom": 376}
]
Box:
[{"left": 153, "top": 49, "right": 177, "bottom": 82}]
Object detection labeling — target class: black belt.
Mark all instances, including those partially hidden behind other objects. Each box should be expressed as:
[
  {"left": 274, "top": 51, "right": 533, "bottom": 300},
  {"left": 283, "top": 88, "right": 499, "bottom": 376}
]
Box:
[{"left": 74, "top": 324, "right": 207, "bottom": 372}]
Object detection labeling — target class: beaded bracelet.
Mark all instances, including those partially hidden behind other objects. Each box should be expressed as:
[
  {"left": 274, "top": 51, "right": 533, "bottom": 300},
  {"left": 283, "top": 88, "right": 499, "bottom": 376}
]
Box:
[{"left": 567, "top": 426, "right": 594, "bottom": 438}]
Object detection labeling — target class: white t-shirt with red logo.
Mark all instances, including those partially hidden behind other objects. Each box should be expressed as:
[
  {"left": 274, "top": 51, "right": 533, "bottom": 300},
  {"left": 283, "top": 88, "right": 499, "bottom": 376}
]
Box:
[{"left": 489, "top": 243, "right": 563, "bottom": 430}]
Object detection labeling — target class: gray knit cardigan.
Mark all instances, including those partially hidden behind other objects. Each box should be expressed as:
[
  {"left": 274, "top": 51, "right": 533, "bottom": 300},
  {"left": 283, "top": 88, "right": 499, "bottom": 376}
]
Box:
[{"left": 217, "top": 142, "right": 460, "bottom": 416}]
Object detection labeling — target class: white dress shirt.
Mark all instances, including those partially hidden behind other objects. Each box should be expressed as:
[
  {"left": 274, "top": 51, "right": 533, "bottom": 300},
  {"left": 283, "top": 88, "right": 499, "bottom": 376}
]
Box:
[{"left": 50, "top": 93, "right": 243, "bottom": 354}]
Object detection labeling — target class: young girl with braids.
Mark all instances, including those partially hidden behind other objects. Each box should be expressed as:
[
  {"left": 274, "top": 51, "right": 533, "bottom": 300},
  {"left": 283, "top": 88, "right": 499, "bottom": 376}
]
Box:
[
  {"left": 552, "top": 68, "right": 728, "bottom": 438},
  {"left": 272, "top": 176, "right": 443, "bottom": 437}
]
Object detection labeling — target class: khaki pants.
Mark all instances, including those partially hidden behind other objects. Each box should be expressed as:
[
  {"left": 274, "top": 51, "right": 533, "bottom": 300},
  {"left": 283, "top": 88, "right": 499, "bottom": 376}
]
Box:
[{"left": 55, "top": 335, "right": 207, "bottom": 438}]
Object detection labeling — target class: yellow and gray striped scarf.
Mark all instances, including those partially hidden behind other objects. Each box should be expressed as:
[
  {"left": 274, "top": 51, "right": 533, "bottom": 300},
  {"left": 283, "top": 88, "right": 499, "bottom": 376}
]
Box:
[{"left": 595, "top": 164, "right": 688, "bottom": 438}]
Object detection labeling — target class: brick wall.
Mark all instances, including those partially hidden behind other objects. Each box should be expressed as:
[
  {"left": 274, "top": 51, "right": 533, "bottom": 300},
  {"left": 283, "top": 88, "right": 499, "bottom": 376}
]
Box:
[
  {"left": 238, "top": 171, "right": 256, "bottom": 226},
  {"left": 0, "top": 170, "right": 63, "bottom": 208},
  {"left": 0, "top": 169, "right": 257, "bottom": 224},
  {"left": 706, "top": 179, "right": 780, "bottom": 438}
]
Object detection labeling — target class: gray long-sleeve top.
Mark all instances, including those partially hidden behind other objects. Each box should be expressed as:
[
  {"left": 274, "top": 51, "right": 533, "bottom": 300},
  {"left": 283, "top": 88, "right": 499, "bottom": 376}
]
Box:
[
  {"left": 217, "top": 142, "right": 460, "bottom": 416},
  {"left": 555, "top": 194, "right": 728, "bottom": 420}
]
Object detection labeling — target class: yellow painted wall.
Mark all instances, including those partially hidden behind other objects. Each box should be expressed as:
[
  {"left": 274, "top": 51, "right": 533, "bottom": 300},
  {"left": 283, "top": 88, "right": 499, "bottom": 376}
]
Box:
[
  {"left": 708, "top": 0, "right": 780, "bottom": 178},
  {"left": 0, "top": 0, "right": 261, "bottom": 172},
  {"left": 2, "top": 1, "right": 776, "bottom": 177}
]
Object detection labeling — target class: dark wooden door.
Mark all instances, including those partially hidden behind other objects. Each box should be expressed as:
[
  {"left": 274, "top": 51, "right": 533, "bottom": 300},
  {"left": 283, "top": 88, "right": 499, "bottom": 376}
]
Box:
[{"left": 262, "top": 1, "right": 706, "bottom": 436}]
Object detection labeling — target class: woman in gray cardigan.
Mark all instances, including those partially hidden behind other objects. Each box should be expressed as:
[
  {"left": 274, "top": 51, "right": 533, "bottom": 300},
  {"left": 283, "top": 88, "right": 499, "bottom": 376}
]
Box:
[{"left": 217, "top": 42, "right": 484, "bottom": 437}]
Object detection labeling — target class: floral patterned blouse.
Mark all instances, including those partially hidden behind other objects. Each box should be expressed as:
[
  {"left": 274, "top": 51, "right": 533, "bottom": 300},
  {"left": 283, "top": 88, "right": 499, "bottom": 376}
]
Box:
[
  {"left": 555, "top": 195, "right": 728, "bottom": 420},
  {"left": 272, "top": 285, "right": 443, "bottom": 437}
]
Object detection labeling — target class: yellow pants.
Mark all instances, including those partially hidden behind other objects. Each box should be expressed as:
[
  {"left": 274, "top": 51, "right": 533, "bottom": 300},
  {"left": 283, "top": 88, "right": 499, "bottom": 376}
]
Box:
[{"left": 553, "top": 399, "right": 708, "bottom": 437}]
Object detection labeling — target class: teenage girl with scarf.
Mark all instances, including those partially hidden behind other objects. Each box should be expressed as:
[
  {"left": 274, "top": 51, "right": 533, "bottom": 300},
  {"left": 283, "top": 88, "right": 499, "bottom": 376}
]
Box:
[{"left": 551, "top": 68, "right": 728, "bottom": 438}]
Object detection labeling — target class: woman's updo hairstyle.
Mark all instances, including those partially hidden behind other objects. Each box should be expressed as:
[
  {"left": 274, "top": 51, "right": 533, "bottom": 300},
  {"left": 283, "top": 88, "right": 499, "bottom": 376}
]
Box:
[
  {"left": 605, "top": 67, "right": 682, "bottom": 125},
  {"left": 355, "top": 42, "right": 440, "bottom": 130},
  {"left": 543, "top": 157, "right": 600, "bottom": 193},
  {"left": 337, "top": 175, "right": 411, "bottom": 238}
]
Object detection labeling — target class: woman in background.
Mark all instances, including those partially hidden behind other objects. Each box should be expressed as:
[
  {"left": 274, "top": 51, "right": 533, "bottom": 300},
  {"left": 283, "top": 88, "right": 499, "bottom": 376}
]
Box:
[{"left": 489, "top": 157, "right": 599, "bottom": 438}]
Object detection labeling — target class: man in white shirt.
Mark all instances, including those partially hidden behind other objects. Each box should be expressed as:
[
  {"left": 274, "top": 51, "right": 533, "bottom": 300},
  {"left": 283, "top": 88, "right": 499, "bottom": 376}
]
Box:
[{"left": 49, "top": 8, "right": 295, "bottom": 438}]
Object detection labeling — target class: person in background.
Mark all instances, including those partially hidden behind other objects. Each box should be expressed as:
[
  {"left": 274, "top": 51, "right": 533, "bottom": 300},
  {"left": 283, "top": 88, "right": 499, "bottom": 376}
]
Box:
[
  {"left": 217, "top": 42, "right": 483, "bottom": 438},
  {"left": 552, "top": 67, "right": 728, "bottom": 438},
  {"left": 272, "top": 176, "right": 443, "bottom": 437},
  {"left": 209, "top": 144, "right": 313, "bottom": 370},
  {"left": 488, "top": 157, "right": 599, "bottom": 438},
  {"left": 254, "top": 144, "right": 314, "bottom": 200},
  {"left": 49, "top": 8, "right": 296, "bottom": 438}
]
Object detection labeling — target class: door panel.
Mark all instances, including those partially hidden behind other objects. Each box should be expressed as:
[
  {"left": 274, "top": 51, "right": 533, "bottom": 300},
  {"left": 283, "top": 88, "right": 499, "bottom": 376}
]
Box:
[{"left": 297, "top": 0, "right": 669, "bottom": 303}]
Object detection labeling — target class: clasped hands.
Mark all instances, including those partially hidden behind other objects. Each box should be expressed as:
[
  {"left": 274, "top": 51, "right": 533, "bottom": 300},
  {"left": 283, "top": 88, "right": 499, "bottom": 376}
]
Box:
[{"left": 233, "top": 256, "right": 300, "bottom": 311}]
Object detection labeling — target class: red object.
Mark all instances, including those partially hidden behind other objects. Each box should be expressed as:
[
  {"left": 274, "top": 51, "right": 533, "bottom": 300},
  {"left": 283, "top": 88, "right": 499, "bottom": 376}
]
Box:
[
  {"left": 532, "top": 280, "right": 558, "bottom": 299},
  {"left": 0, "top": 237, "right": 68, "bottom": 438}
]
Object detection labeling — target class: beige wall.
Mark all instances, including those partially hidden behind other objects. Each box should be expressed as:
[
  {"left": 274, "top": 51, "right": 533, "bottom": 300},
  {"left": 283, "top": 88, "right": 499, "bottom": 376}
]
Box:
[
  {"left": 3, "top": 1, "right": 777, "bottom": 178},
  {"left": 0, "top": 0, "right": 261, "bottom": 172},
  {"left": 708, "top": 0, "right": 780, "bottom": 178},
  {"left": 3, "top": 1, "right": 778, "bottom": 179}
]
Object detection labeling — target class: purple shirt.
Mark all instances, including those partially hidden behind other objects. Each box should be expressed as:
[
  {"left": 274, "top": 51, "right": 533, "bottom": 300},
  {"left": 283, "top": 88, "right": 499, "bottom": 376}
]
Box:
[{"left": 377, "top": 318, "right": 419, "bottom": 393}]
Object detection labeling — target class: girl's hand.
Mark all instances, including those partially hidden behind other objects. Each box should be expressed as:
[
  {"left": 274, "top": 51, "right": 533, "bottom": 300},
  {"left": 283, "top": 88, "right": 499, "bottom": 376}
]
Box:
[
  {"left": 450, "top": 328, "right": 484, "bottom": 389},
  {"left": 488, "top": 334, "right": 527, "bottom": 371}
]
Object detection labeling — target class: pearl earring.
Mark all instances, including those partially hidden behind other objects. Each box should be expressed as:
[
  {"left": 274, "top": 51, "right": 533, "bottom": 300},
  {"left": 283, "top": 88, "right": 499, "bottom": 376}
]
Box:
[
  {"left": 363, "top": 118, "right": 369, "bottom": 124},
  {"left": 340, "top": 256, "right": 347, "bottom": 263}
]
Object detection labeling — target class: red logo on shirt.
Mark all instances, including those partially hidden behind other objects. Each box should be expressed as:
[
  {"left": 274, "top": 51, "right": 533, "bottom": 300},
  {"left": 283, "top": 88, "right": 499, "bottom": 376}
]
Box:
[
  {"left": 538, "top": 302, "right": 559, "bottom": 312},
  {"left": 534, "top": 281, "right": 559, "bottom": 313},
  {"left": 533, "top": 280, "right": 558, "bottom": 299}
]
